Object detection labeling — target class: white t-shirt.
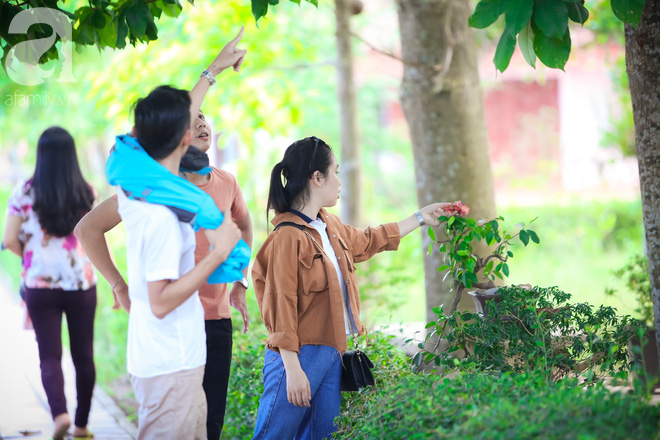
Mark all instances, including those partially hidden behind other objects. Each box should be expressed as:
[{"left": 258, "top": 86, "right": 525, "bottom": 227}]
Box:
[
  {"left": 309, "top": 218, "right": 355, "bottom": 336},
  {"left": 116, "top": 188, "right": 206, "bottom": 378}
]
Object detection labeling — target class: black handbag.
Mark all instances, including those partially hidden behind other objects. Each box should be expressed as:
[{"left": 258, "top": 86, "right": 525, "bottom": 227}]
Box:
[
  {"left": 275, "top": 221, "right": 376, "bottom": 391},
  {"left": 341, "top": 348, "right": 375, "bottom": 391}
]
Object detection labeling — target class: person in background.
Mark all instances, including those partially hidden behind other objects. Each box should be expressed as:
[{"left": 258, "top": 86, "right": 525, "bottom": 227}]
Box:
[
  {"left": 3, "top": 126, "right": 97, "bottom": 440},
  {"left": 251, "top": 136, "right": 448, "bottom": 439}
]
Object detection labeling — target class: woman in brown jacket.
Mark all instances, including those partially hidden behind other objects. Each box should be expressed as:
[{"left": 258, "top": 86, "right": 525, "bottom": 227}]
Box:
[{"left": 251, "top": 136, "right": 447, "bottom": 440}]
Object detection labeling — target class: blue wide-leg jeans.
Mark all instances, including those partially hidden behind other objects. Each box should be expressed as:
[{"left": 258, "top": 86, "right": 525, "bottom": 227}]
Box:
[{"left": 252, "top": 344, "right": 342, "bottom": 440}]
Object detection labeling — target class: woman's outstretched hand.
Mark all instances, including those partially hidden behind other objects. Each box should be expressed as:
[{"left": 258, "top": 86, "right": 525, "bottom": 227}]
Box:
[
  {"left": 419, "top": 203, "right": 452, "bottom": 227},
  {"left": 398, "top": 202, "right": 450, "bottom": 237}
]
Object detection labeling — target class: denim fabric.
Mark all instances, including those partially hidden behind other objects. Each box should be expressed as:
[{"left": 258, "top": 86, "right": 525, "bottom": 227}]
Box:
[{"left": 252, "top": 345, "right": 342, "bottom": 440}]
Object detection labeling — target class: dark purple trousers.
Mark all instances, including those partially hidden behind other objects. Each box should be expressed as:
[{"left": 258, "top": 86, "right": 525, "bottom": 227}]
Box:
[{"left": 24, "top": 286, "right": 97, "bottom": 427}]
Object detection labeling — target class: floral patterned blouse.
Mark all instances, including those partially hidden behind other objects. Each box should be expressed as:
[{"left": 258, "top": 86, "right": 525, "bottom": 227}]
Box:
[{"left": 6, "top": 180, "right": 97, "bottom": 291}]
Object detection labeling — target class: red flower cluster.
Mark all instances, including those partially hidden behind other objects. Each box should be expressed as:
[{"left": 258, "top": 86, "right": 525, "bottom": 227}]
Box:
[{"left": 443, "top": 201, "right": 471, "bottom": 216}]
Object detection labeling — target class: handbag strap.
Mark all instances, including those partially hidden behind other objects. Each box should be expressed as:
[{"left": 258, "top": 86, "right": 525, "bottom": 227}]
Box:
[{"left": 275, "top": 221, "right": 360, "bottom": 349}]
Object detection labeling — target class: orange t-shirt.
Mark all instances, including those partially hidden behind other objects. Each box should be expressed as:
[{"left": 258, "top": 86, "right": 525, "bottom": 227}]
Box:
[{"left": 194, "top": 167, "right": 249, "bottom": 320}]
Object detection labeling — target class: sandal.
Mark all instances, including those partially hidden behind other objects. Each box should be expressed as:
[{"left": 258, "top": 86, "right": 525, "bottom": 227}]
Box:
[{"left": 73, "top": 432, "right": 94, "bottom": 439}]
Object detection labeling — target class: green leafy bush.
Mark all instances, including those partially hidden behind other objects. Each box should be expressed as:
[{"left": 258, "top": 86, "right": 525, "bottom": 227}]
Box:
[
  {"left": 221, "top": 324, "right": 267, "bottom": 439},
  {"left": 420, "top": 286, "right": 642, "bottom": 381},
  {"left": 336, "top": 336, "right": 660, "bottom": 439}
]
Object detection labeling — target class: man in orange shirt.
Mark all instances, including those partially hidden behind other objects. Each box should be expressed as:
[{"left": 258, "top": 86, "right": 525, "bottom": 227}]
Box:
[{"left": 183, "top": 109, "right": 253, "bottom": 439}]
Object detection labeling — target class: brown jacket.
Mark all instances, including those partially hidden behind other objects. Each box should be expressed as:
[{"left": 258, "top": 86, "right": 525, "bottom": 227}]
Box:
[{"left": 252, "top": 209, "right": 401, "bottom": 354}]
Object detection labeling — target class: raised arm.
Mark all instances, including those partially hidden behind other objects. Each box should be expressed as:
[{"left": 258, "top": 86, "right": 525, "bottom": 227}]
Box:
[
  {"left": 339, "top": 203, "right": 449, "bottom": 263},
  {"left": 189, "top": 26, "right": 247, "bottom": 126},
  {"left": 74, "top": 196, "right": 129, "bottom": 311}
]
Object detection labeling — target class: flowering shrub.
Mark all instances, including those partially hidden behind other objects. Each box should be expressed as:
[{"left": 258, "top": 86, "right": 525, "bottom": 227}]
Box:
[
  {"left": 410, "top": 204, "right": 541, "bottom": 371},
  {"left": 429, "top": 202, "right": 539, "bottom": 315},
  {"left": 443, "top": 200, "right": 471, "bottom": 216},
  {"left": 410, "top": 204, "right": 642, "bottom": 381}
]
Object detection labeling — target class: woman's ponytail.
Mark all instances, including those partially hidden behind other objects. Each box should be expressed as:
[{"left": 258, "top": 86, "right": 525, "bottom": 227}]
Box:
[{"left": 267, "top": 162, "right": 289, "bottom": 215}]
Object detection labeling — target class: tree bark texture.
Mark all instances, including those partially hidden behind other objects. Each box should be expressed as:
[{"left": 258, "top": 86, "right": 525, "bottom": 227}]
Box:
[
  {"left": 396, "top": 0, "right": 497, "bottom": 323},
  {"left": 625, "top": 0, "right": 660, "bottom": 364},
  {"left": 335, "top": 0, "right": 362, "bottom": 226}
]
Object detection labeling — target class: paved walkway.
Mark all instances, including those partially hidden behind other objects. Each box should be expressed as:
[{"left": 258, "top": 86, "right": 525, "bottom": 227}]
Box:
[{"left": 0, "top": 285, "right": 136, "bottom": 440}]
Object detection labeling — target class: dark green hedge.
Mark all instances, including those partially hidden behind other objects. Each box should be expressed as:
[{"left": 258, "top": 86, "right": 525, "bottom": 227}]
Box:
[
  {"left": 337, "top": 353, "right": 660, "bottom": 439},
  {"left": 220, "top": 330, "right": 659, "bottom": 439}
]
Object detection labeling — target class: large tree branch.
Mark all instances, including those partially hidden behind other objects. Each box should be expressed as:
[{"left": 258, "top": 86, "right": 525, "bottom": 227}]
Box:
[
  {"left": 483, "top": 253, "right": 508, "bottom": 266},
  {"left": 432, "top": 0, "right": 458, "bottom": 92},
  {"left": 348, "top": 30, "right": 436, "bottom": 69}
]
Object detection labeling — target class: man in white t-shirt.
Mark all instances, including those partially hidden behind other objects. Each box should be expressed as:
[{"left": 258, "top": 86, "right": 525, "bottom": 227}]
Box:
[{"left": 115, "top": 35, "right": 246, "bottom": 440}]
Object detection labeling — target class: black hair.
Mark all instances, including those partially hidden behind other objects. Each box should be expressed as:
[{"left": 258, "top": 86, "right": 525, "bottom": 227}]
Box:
[
  {"left": 133, "top": 85, "right": 191, "bottom": 160},
  {"left": 31, "top": 126, "right": 94, "bottom": 237},
  {"left": 267, "top": 136, "right": 333, "bottom": 218}
]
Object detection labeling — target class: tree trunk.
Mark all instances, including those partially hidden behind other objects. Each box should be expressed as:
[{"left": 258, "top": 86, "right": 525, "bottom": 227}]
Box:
[
  {"left": 625, "top": 0, "right": 660, "bottom": 364},
  {"left": 335, "top": 0, "right": 362, "bottom": 226},
  {"left": 396, "top": 0, "right": 497, "bottom": 323}
]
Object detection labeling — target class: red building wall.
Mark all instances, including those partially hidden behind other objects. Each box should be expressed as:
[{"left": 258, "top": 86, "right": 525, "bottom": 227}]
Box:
[{"left": 483, "top": 79, "right": 561, "bottom": 193}]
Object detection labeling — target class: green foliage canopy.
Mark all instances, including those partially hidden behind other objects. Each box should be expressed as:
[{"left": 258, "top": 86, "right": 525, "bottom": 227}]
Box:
[
  {"left": 0, "top": 0, "right": 335, "bottom": 172},
  {"left": 0, "top": 0, "right": 189, "bottom": 69},
  {"left": 250, "top": 0, "right": 318, "bottom": 23},
  {"left": 468, "top": 0, "right": 646, "bottom": 72}
]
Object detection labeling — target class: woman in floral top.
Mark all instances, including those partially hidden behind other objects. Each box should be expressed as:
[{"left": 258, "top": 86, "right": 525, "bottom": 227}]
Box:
[{"left": 3, "top": 127, "right": 97, "bottom": 440}]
